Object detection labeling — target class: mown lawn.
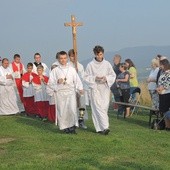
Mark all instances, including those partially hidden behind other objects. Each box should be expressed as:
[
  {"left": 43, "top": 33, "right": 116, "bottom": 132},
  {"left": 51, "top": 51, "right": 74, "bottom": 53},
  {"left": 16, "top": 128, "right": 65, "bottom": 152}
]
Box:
[{"left": 0, "top": 108, "right": 170, "bottom": 170}]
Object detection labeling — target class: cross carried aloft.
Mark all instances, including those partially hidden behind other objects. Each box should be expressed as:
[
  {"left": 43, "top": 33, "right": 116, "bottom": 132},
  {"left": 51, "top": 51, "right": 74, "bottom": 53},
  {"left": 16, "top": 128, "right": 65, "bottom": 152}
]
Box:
[{"left": 64, "top": 15, "right": 83, "bottom": 71}]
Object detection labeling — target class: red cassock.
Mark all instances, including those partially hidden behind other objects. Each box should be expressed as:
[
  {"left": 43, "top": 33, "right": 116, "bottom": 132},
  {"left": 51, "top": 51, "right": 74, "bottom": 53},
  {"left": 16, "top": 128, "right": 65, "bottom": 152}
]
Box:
[
  {"left": 12, "top": 62, "right": 24, "bottom": 103},
  {"left": 48, "top": 105, "right": 56, "bottom": 123},
  {"left": 32, "top": 75, "right": 49, "bottom": 118},
  {"left": 22, "top": 72, "right": 38, "bottom": 115}
]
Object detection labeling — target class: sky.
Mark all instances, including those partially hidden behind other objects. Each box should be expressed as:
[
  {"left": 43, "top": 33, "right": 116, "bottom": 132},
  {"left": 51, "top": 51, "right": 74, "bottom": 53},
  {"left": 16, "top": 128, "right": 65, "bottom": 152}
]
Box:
[{"left": 0, "top": 0, "right": 170, "bottom": 66}]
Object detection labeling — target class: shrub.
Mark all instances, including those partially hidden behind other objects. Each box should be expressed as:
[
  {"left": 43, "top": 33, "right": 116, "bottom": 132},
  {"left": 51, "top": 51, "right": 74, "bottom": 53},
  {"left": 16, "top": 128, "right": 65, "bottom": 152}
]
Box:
[{"left": 139, "top": 81, "right": 151, "bottom": 106}]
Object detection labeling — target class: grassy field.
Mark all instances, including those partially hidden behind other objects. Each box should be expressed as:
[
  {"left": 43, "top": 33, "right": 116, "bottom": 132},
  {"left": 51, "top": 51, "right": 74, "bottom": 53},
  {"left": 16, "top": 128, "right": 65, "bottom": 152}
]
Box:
[{"left": 0, "top": 107, "right": 170, "bottom": 170}]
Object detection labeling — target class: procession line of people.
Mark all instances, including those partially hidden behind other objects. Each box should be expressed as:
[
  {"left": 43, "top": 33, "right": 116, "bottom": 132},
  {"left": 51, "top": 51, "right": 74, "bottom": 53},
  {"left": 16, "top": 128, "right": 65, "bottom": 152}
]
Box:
[
  {"left": 1, "top": 46, "right": 170, "bottom": 133},
  {"left": 0, "top": 46, "right": 116, "bottom": 135}
]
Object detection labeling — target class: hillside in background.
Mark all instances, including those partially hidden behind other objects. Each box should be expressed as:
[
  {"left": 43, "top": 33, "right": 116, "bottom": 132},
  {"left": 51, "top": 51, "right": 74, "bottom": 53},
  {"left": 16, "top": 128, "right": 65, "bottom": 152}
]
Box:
[{"left": 81, "top": 45, "right": 170, "bottom": 81}]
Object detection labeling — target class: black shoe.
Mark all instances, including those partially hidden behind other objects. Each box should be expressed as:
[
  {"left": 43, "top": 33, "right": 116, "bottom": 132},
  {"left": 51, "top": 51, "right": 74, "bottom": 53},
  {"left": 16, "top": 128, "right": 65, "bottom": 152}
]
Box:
[
  {"left": 63, "top": 128, "right": 70, "bottom": 134},
  {"left": 101, "top": 129, "right": 110, "bottom": 135},
  {"left": 79, "top": 120, "right": 87, "bottom": 129},
  {"left": 97, "top": 131, "right": 102, "bottom": 134},
  {"left": 70, "top": 129, "right": 77, "bottom": 134},
  {"left": 69, "top": 126, "right": 77, "bottom": 134}
]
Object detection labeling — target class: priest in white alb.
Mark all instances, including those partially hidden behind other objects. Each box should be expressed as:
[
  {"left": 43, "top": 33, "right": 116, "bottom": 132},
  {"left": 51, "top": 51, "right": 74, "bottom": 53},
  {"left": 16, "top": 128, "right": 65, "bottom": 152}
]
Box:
[
  {"left": 0, "top": 58, "right": 19, "bottom": 115},
  {"left": 84, "top": 45, "right": 116, "bottom": 135},
  {"left": 48, "top": 51, "right": 83, "bottom": 134}
]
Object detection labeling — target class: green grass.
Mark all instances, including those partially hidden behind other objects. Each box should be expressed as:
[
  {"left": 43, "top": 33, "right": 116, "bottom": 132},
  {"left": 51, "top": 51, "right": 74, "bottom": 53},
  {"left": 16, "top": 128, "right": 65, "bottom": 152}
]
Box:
[{"left": 0, "top": 107, "right": 170, "bottom": 170}]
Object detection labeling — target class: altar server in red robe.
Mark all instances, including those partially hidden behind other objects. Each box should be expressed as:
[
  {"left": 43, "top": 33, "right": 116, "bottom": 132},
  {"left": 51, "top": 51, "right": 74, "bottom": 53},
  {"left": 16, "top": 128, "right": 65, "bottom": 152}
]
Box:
[
  {"left": 32, "top": 65, "right": 49, "bottom": 120},
  {"left": 46, "top": 64, "right": 58, "bottom": 123},
  {"left": 22, "top": 63, "right": 37, "bottom": 116}
]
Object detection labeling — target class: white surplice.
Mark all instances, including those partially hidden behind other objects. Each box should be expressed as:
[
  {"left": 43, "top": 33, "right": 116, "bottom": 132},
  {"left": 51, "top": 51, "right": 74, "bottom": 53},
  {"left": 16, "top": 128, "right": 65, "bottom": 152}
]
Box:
[
  {"left": 48, "top": 64, "right": 83, "bottom": 130},
  {"left": 0, "top": 66, "right": 19, "bottom": 115},
  {"left": 84, "top": 59, "right": 116, "bottom": 132},
  {"left": 9, "top": 62, "right": 26, "bottom": 112},
  {"left": 22, "top": 74, "right": 35, "bottom": 97}
]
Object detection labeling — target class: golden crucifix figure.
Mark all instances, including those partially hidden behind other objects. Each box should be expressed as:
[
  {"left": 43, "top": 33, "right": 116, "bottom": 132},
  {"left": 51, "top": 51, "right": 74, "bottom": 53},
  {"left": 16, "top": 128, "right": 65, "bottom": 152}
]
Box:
[{"left": 64, "top": 15, "right": 83, "bottom": 70}]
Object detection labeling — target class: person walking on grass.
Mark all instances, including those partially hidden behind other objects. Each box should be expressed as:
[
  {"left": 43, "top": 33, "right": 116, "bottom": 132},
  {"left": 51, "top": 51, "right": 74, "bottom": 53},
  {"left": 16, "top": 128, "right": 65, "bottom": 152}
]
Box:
[
  {"left": 48, "top": 51, "right": 83, "bottom": 134},
  {"left": 84, "top": 45, "right": 116, "bottom": 135}
]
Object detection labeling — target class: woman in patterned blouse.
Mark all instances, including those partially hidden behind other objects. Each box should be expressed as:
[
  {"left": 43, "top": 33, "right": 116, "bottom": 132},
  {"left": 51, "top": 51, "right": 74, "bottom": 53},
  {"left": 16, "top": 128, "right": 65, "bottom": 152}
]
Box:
[{"left": 157, "top": 59, "right": 170, "bottom": 130}]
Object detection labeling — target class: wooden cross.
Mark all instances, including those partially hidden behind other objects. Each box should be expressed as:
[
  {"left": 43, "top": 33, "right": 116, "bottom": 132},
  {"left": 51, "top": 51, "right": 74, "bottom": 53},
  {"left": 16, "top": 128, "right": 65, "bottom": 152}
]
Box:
[{"left": 64, "top": 15, "right": 83, "bottom": 70}]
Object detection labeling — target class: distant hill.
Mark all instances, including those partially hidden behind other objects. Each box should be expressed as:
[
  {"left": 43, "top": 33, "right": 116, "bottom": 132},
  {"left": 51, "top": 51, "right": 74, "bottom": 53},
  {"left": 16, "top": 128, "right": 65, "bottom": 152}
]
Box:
[
  {"left": 81, "top": 45, "right": 170, "bottom": 81},
  {"left": 81, "top": 45, "right": 170, "bottom": 68}
]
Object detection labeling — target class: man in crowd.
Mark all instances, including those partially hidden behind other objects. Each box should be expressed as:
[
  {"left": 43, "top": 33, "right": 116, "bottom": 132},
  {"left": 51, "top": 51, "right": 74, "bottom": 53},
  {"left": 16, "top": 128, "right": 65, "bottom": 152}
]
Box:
[
  {"left": 68, "top": 49, "right": 88, "bottom": 129},
  {"left": 33, "top": 53, "right": 49, "bottom": 77},
  {"left": 110, "top": 54, "right": 122, "bottom": 110},
  {"left": 10, "top": 54, "right": 26, "bottom": 113},
  {"left": 0, "top": 58, "right": 19, "bottom": 115}
]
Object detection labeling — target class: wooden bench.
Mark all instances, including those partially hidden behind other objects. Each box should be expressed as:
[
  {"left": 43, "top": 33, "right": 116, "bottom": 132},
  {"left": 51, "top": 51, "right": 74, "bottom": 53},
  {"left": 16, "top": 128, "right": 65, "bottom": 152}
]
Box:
[{"left": 113, "top": 101, "right": 159, "bottom": 126}]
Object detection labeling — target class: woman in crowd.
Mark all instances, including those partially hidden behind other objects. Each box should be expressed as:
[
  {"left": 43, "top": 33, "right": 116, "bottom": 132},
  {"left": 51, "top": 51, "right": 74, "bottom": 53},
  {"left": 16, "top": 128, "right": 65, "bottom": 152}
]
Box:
[
  {"left": 116, "top": 63, "right": 130, "bottom": 117},
  {"left": 125, "top": 59, "right": 139, "bottom": 99},
  {"left": 147, "top": 58, "right": 160, "bottom": 109},
  {"left": 157, "top": 59, "right": 170, "bottom": 130}
]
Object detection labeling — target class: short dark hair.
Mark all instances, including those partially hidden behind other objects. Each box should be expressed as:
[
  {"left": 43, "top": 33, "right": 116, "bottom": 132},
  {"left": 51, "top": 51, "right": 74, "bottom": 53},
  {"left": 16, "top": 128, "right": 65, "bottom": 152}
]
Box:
[
  {"left": 58, "top": 51, "right": 67, "bottom": 58},
  {"left": 14, "top": 54, "right": 20, "bottom": 59},
  {"left": 56, "top": 52, "right": 60, "bottom": 59},
  {"left": 160, "top": 59, "right": 170, "bottom": 71},
  {"left": 27, "top": 62, "right": 33, "bottom": 68},
  {"left": 34, "top": 53, "right": 41, "bottom": 58},
  {"left": 51, "top": 64, "right": 58, "bottom": 70},
  {"left": 93, "top": 45, "right": 104, "bottom": 55},
  {"left": 157, "top": 54, "right": 162, "bottom": 59},
  {"left": 2, "top": 58, "right": 9, "bottom": 63},
  {"left": 68, "top": 49, "right": 75, "bottom": 56}
]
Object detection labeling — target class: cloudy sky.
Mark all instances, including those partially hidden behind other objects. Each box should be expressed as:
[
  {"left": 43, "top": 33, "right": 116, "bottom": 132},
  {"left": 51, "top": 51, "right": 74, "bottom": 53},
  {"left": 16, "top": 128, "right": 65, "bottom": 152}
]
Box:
[{"left": 0, "top": 0, "right": 170, "bottom": 66}]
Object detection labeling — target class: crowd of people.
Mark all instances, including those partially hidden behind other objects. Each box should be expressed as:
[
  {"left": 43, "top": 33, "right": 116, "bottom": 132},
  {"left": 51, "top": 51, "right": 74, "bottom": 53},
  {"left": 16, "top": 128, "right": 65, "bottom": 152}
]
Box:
[{"left": 0, "top": 45, "right": 170, "bottom": 134}]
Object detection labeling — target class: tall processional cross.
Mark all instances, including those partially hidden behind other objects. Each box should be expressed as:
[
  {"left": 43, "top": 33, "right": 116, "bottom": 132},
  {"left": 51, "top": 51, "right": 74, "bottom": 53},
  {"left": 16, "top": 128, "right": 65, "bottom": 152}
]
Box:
[{"left": 64, "top": 15, "right": 83, "bottom": 70}]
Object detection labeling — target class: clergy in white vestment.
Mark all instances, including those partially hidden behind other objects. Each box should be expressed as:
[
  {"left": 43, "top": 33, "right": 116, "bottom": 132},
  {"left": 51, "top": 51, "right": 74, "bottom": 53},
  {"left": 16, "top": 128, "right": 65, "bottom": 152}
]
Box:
[
  {"left": 48, "top": 51, "right": 83, "bottom": 134},
  {"left": 68, "top": 49, "right": 89, "bottom": 129},
  {"left": 32, "top": 53, "right": 50, "bottom": 77},
  {"left": 0, "top": 58, "right": 19, "bottom": 115},
  {"left": 9, "top": 54, "right": 26, "bottom": 113},
  {"left": 84, "top": 45, "right": 116, "bottom": 135}
]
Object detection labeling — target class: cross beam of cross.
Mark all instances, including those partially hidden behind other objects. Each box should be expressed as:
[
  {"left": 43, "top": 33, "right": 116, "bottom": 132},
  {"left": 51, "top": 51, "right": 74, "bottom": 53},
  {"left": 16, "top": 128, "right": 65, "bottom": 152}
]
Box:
[{"left": 64, "top": 15, "right": 83, "bottom": 70}]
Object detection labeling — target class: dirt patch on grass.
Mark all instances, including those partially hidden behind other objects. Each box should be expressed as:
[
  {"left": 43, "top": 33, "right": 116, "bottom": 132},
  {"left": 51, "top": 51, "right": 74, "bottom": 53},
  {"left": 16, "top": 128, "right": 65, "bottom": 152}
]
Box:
[{"left": 0, "top": 137, "right": 15, "bottom": 144}]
